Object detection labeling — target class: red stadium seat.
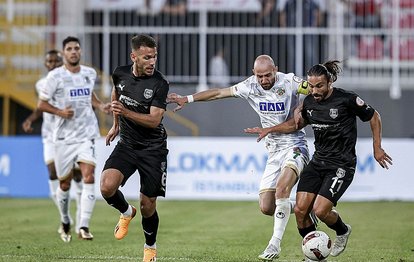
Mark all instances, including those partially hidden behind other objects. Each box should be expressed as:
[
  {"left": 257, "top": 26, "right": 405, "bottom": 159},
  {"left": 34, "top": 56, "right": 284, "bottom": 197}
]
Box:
[
  {"left": 399, "top": 37, "right": 414, "bottom": 60},
  {"left": 399, "top": 13, "right": 414, "bottom": 28},
  {"left": 400, "top": 0, "right": 414, "bottom": 8},
  {"left": 358, "top": 36, "right": 384, "bottom": 59}
]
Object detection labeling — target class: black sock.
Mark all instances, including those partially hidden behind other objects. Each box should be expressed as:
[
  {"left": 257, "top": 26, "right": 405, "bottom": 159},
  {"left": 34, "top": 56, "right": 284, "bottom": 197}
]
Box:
[
  {"left": 142, "top": 211, "right": 159, "bottom": 246},
  {"left": 298, "top": 224, "right": 317, "bottom": 238},
  {"left": 327, "top": 215, "right": 348, "bottom": 235},
  {"left": 103, "top": 190, "right": 129, "bottom": 213}
]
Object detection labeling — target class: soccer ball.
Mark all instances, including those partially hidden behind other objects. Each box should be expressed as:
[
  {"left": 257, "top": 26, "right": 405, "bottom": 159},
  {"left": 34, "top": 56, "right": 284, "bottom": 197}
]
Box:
[{"left": 302, "top": 231, "right": 332, "bottom": 261}]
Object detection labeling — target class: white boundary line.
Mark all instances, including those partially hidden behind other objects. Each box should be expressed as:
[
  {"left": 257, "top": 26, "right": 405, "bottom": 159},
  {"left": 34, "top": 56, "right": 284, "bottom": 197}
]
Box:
[{"left": 0, "top": 254, "right": 194, "bottom": 261}]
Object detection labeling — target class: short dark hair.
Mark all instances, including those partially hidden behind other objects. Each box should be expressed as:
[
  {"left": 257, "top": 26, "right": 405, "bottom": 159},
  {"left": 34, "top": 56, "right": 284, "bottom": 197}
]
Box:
[
  {"left": 131, "top": 34, "right": 157, "bottom": 50},
  {"left": 46, "top": 49, "right": 60, "bottom": 56},
  {"left": 45, "top": 49, "right": 62, "bottom": 62},
  {"left": 62, "top": 36, "right": 81, "bottom": 49}
]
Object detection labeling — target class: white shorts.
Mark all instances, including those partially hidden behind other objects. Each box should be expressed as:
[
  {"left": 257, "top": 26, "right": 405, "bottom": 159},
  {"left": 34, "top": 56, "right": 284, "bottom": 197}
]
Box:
[
  {"left": 43, "top": 141, "right": 55, "bottom": 165},
  {"left": 54, "top": 139, "right": 96, "bottom": 180},
  {"left": 259, "top": 144, "right": 309, "bottom": 194}
]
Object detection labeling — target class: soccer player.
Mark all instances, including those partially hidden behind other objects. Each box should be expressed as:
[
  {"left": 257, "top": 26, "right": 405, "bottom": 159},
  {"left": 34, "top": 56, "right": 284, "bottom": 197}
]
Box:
[
  {"left": 100, "top": 34, "right": 169, "bottom": 262},
  {"left": 38, "top": 36, "right": 110, "bottom": 242},
  {"left": 167, "top": 55, "right": 313, "bottom": 260},
  {"left": 22, "top": 50, "right": 84, "bottom": 235},
  {"left": 260, "top": 60, "right": 392, "bottom": 260}
]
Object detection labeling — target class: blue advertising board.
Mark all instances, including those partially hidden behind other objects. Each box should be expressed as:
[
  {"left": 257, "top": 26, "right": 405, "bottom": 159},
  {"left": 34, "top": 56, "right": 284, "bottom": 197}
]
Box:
[{"left": 0, "top": 136, "right": 49, "bottom": 197}]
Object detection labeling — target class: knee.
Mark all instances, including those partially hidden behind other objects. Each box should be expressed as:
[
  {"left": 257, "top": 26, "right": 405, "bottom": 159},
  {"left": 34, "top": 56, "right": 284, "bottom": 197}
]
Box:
[
  {"left": 100, "top": 180, "right": 116, "bottom": 198},
  {"left": 100, "top": 170, "right": 122, "bottom": 198},
  {"left": 313, "top": 207, "right": 329, "bottom": 222},
  {"left": 275, "top": 185, "right": 291, "bottom": 199},
  {"left": 260, "top": 204, "right": 275, "bottom": 216},
  {"left": 294, "top": 205, "right": 308, "bottom": 220},
  {"left": 82, "top": 173, "right": 95, "bottom": 184},
  {"left": 140, "top": 198, "right": 156, "bottom": 217},
  {"left": 100, "top": 183, "right": 115, "bottom": 198},
  {"left": 60, "top": 180, "right": 71, "bottom": 191}
]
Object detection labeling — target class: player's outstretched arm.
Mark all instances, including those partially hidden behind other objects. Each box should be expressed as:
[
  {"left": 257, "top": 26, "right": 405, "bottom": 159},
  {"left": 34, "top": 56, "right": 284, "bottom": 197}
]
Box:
[
  {"left": 167, "top": 87, "right": 233, "bottom": 112},
  {"left": 106, "top": 86, "right": 120, "bottom": 145},
  {"left": 105, "top": 123, "right": 119, "bottom": 146},
  {"left": 370, "top": 110, "right": 393, "bottom": 169},
  {"left": 92, "top": 91, "right": 111, "bottom": 114},
  {"left": 38, "top": 99, "right": 74, "bottom": 119},
  {"left": 22, "top": 109, "right": 42, "bottom": 133},
  {"left": 244, "top": 117, "right": 299, "bottom": 142}
]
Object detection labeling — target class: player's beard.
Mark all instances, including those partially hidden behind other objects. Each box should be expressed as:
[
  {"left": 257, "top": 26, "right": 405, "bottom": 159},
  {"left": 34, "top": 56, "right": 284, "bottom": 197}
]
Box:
[{"left": 67, "top": 57, "right": 80, "bottom": 67}]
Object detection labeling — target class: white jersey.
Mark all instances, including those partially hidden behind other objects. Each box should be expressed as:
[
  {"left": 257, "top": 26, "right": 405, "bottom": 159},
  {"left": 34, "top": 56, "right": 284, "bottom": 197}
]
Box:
[
  {"left": 39, "top": 65, "right": 100, "bottom": 144},
  {"left": 231, "top": 72, "right": 307, "bottom": 150},
  {"left": 35, "top": 77, "right": 55, "bottom": 144}
]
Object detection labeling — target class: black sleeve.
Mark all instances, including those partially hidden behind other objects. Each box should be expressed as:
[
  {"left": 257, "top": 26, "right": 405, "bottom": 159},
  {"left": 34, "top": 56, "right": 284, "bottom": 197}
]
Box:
[
  {"left": 111, "top": 67, "right": 120, "bottom": 94},
  {"left": 151, "top": 79, "right": 169, "bottom": 110},
  {"left": 348, "top": 93, "right": 375, "bottom": 122},
  {"left": 301, "top": 97, "right": 310, "bottom": 124}
]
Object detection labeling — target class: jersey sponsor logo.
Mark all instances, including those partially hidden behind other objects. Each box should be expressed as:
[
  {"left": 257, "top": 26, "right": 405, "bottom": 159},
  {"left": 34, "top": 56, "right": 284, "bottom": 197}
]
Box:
[
  {"left": 119, "top": 94, "right": 139, "bottom": 107},
  {"left": 329, "top": 108, "right": 338, "bottom": 119},
  {"left": 70, "top": 88, "right": 90, "bottom": 98},
  {"left": 311, "top": 122, "right": 340, "bottom": 130},
  {"left": 356, "top": 96, "right": 365, "bottom": 106},
  {"left": 259, "top": 102, "right": 285, "bottom": 112},
  {"left": 144, "top": 89, "right": 153, "bottom": 99}
]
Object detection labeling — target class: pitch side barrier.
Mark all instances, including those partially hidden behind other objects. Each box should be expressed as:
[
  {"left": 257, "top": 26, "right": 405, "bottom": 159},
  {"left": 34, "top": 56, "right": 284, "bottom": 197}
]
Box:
[{"left": 0, "top": 137, "right": 411, "bottom": 201}]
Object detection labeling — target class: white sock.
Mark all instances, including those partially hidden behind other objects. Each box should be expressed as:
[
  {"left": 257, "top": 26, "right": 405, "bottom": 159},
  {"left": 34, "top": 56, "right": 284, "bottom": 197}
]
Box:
[
  {"left": 144, "top": 243, "right": 156, "bottom": 249},
  {"left": 74, "top": 181, "right": 83, "bottom": 232},
  {"left": 290, "top": 200, "right": 295, "bottom": 214},
  {"left": 48, "top": 179, "right": 59, "bottom": 208},
  {"left": 122, "top": 205, "right": 133, "bottom": 217},
  {"left": 271, "top": 198, "right": 291, "bottom": 245},
  {"left": 79, "top": 183, "right": 96, "bottom": 229},
  {"left": 56, "top": 187, "right": 70, "bottom": 224}
]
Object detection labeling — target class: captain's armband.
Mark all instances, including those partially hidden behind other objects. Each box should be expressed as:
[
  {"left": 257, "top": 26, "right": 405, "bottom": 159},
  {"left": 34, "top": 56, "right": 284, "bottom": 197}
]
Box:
[{"left": 297, "top": 81, "right": 309, "bottom": 95}]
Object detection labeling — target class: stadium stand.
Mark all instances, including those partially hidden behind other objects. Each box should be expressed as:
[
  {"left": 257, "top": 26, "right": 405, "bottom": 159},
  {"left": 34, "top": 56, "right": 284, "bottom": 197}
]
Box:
[{"left": 0, "top": 0, "right": 413, "bottom": 136}]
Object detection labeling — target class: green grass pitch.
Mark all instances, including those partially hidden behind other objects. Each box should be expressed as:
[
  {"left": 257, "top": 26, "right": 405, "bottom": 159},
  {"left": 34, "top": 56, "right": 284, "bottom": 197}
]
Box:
[{"left": 0, "top": 199, "right": 413, "bottom": 261}]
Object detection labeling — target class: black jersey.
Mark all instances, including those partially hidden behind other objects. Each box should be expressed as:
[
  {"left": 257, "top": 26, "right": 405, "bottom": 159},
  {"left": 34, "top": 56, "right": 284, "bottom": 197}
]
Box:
[
  {"left": 302, "top": 87, "right": 375, "bottom": 168},
  {"left": 112, "top": 65, "right": 169, "bottom": 148}
]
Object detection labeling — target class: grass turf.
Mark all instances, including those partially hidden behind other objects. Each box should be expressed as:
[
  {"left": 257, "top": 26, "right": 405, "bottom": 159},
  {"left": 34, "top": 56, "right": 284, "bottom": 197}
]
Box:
[{"left": 0, "top": 199, "right": 413, "bottom": 261}]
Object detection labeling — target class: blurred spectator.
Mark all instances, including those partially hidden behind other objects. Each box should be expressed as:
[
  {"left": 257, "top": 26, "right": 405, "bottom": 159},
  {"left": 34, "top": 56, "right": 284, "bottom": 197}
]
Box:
[
  {"left": 343, "top": 0, "right": 384, "bottom": 58},
  {"left": 348, "top": 0, "right": 383, "bottom": 28},
  {"left": 162, "top": 0, "right": 187, "bottom": 16},
  {"left": 136, "top": 0, "right": 186, "bottom": 17},
  {"left": 209, "top": 47, "right": 230, "bottom": 88},
  {"left": 278, "top": 0, "right": 326, "bottom": 72},
  {"left": 256, "top": 0, "right": 277, "bottom": 26}
]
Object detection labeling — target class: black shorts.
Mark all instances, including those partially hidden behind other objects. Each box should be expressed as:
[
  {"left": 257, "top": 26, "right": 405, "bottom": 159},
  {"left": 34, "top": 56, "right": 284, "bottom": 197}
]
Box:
[
  {"left": 103, "top": 142, "right": 169, "bottom": 197},
  {"left": 297, "top": 161, "right": 354, "bottom": 205}
]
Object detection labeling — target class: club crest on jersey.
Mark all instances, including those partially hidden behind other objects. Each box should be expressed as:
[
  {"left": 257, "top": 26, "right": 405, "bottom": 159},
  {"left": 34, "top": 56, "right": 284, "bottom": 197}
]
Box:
[
  {"left": 329, "top": 108, "right": 338, "bottom": 119},
  {"left": 276, "top": 87, "right": 286, "bottom": 97},
  {"left": 144, "top": 89, "right": 153, "bottom": 99},
  {"left": 336, "top": 168, "right": 346, "bottom": 178}
]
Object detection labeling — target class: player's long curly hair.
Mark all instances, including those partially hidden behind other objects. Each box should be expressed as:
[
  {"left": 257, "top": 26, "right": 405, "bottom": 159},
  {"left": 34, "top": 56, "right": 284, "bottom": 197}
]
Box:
[{"left": 307, "top": 60, "right": 342, "bottom": 83}]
